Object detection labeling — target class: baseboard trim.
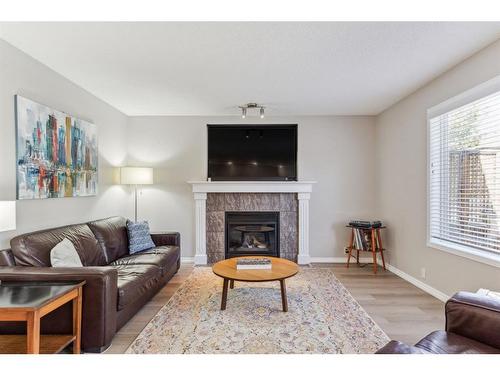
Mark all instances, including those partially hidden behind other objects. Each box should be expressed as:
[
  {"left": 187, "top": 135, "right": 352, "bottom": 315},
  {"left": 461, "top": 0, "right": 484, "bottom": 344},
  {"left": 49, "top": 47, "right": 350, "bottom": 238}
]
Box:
[
  {"left": 385, "top": 264, "right": 450, "bottom": 302},
  {"left": 310, "top": 256, "right": 374, "bottom": 263},
  {"left": 297, "top": 254, "right": 311, "bottom": 265},
  {"left": 193, "top": 254, "right": 208, "bottom": 265},
  {"left": 183, "top": 256, "right": 360, "bottom": 264},
  {"left": 310, "top": 257, "right": 450, "bottom": 302}
]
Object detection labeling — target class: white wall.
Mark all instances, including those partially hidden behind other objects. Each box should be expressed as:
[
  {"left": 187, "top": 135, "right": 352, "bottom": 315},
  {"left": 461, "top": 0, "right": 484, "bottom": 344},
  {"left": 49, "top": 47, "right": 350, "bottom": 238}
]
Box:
[
  {"left": 4, "top": 33, "right": 496, "bottom": 298},
  {"left": 0, "top": 39, "right": 376, "bottom": 261},
  {"left": 126, "top": 116, "right": 376, "bottom": 258},
  {"left": 375, "top": 39, "right": 500, "bottom": 296},
  {"left": 0, "top": 39, "right": 129, "bottom": 249}
]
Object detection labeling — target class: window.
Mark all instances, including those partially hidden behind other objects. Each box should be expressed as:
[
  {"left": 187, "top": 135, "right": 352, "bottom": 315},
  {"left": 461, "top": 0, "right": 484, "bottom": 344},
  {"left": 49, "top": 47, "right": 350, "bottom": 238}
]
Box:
[{"left": 428, "top": 77, "right": 500, "bottom": 266}]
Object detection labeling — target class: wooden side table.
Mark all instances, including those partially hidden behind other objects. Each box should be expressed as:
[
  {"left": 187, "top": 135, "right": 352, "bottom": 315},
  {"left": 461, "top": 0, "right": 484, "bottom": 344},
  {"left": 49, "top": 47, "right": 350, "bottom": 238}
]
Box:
[
  {"left": 346, "top": 226, "right": 386, "bottom": 274},
  {"left": 0, "top": 281, "right": 85, "bottom": 354}
]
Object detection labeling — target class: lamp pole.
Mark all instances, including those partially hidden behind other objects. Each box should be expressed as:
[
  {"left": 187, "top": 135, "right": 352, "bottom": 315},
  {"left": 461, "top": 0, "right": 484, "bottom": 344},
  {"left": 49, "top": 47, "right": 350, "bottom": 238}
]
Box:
[
  {"left": 134, "top": 184, "right": 138, "bottom": 222},
  {"left": 120, "top": 167, "right": 153, "bottom": 222}
]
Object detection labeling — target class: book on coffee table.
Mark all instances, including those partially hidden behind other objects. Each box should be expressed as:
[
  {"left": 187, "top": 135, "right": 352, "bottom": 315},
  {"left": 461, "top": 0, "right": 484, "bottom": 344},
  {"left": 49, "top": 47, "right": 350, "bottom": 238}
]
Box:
[{"left": 236, "top": 258, "right": 272, "bottom": 270}]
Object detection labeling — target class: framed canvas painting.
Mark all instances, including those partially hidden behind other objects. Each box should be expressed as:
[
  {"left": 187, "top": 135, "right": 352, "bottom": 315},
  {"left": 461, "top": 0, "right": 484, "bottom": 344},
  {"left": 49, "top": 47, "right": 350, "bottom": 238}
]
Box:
[{"left": 15, "top": 95, "right": 98, "bottom": 199}]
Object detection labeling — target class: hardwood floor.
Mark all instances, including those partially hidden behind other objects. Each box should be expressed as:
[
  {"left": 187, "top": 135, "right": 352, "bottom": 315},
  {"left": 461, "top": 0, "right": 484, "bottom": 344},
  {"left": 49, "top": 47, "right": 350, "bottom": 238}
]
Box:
[
  {"left": 327, "top": 264, "right": 445, "bottom": 345},
  {"left": 105, "top": 262, "right": 444, "bottom": 353}
]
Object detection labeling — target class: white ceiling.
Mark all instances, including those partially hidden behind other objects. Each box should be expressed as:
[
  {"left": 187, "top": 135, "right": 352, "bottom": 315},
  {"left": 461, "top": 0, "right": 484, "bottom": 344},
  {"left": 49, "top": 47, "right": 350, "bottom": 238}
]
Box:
[{"left": 1, "top": 22, "right": 500, "bottom": 116}]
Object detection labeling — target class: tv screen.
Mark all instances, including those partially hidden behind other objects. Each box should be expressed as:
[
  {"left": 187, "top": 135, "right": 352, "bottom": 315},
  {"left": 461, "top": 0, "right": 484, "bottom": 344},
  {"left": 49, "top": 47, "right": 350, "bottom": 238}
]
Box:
[{"left": 207, "top": 125, "right": 297, "bottom": 181}]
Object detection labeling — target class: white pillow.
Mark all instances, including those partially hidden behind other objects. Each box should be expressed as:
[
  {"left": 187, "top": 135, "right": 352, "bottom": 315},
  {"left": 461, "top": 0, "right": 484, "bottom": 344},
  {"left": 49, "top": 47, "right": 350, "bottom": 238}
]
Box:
[{"left": 50, "top": 238, "right": 83, "bottom": 267}]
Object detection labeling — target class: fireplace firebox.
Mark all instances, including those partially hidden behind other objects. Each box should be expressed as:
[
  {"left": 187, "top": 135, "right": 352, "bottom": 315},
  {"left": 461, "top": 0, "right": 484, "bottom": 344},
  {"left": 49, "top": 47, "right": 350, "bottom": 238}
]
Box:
[{"left": 225, "top": 212, "right": 280, "bottom": 258}]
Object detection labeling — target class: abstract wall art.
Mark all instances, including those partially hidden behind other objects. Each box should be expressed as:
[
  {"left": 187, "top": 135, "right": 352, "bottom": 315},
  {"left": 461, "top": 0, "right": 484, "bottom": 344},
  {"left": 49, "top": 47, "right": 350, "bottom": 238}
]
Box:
[{"left": 15, "top": 95, "right": 98, "bottom": 199}]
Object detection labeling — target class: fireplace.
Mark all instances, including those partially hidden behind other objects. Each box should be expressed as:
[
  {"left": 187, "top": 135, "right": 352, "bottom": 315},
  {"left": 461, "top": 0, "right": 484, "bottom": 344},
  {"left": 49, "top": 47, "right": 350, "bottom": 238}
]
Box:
[
  {"left": 225, "top": 211, "right": 280, "bottom": 258},
  {"left": 190, "top": 182, "right": 316, "bottom": 265}
]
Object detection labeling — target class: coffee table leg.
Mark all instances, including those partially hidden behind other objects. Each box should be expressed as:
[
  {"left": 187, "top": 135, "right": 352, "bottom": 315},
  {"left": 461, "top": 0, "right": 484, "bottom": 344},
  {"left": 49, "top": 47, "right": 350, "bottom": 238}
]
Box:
[
  {"left": 221, "top": 278, "right": 229, "bottom": 310},
  {"left": 229, "top": 279, "right": 234, "bottom": 289},
  {"left": 280, "top": 279, "right": 288, "bottom": 312}
]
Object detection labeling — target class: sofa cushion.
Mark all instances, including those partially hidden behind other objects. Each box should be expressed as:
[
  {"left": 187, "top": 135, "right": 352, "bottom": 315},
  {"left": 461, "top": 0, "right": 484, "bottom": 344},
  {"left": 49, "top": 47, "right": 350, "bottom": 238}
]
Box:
[
  {"left": 110, "top": 246, "right": 179, "bottom": 273},
  {"left": 88, "top": 217, "right": 129, "bottom": 264},
  {"left": 115, "top": 264, "right": 163, "bottom": 311},
  {"left": 415, "top": 331, "right": 500, "bottom": 354},
  {"left": 140, "top": 245, "right": 180, "bottom": 256},
  {"left": 10, "top": 223, "right": 106, "bottom": 267}
]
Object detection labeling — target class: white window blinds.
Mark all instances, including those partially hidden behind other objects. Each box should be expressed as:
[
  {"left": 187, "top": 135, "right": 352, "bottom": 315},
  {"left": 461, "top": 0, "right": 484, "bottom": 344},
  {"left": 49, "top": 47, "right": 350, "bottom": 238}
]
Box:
[{"left": 429, "top": 87, "right": 500, "bottom": 257}]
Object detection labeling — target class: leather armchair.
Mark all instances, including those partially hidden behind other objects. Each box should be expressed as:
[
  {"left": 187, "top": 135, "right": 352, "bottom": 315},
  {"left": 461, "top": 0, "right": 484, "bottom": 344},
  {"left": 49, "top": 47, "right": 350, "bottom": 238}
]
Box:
[
  {"left": 376, "top": 291, "right": 500, "bottom": 354},
  {"left": 445, "top": 291, "right": 500, "bottom": 350}
]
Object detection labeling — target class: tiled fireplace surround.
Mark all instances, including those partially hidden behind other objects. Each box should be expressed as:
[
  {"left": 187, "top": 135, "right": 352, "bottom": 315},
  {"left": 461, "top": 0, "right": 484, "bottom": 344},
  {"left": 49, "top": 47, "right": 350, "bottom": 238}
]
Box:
[
  {"left": 206, "top": 193, "right": 298, "bottom": 263},
  {"left": 189, "top": 181, "right": 316, "bottom": 265}
]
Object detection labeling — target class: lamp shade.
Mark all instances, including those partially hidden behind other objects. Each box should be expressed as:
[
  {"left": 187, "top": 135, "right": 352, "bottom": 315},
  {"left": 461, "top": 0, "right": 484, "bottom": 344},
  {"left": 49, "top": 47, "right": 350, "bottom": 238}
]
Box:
[
  {"left": 0, "top": 201, "right": 16, "bottom": 232},
  {"left": 120, "top": 167, "right": 154, "bottom": 185}
]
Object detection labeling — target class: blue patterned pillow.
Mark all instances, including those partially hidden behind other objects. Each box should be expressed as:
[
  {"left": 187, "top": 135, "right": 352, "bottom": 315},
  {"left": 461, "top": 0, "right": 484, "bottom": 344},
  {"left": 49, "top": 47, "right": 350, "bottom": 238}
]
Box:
[{"left": 126, "top": 220, "right": 155, "bottom": 254}]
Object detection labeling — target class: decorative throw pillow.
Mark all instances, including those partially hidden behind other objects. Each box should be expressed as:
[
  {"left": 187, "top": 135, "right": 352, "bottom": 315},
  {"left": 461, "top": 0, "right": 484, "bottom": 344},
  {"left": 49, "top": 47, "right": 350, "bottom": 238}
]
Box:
[
  {"left": 127, "top": 220, "right": 155, "bottom": 254},
  {"left": 50, "top": 238, "right": 83, "bottom": 267}
]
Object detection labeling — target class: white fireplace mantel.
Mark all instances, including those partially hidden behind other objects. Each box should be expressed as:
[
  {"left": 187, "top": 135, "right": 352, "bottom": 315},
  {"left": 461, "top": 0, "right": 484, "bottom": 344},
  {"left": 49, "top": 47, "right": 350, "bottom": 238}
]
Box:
[{"left": 188, "top": 181, "right": 317, "bottom": 266}]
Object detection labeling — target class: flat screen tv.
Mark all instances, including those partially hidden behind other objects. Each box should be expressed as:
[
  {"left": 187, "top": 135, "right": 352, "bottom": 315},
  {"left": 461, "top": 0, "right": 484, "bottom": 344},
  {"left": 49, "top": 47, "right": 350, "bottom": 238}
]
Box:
[{"left": 207, "top": 124, "right": 297, "bottom": 181}]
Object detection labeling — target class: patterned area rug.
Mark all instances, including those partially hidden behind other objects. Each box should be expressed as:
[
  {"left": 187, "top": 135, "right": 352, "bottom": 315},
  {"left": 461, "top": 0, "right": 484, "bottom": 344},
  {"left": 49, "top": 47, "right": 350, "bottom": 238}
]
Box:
[{"left": 126, "top": 267, "right": 389, "bottom": 354}]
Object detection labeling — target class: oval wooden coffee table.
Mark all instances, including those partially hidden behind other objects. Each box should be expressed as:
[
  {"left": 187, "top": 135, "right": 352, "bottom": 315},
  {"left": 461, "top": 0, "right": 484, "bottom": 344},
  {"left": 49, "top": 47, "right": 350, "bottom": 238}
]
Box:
[{"left": 212, "top": 256, "right": 299, "bottom": 312}]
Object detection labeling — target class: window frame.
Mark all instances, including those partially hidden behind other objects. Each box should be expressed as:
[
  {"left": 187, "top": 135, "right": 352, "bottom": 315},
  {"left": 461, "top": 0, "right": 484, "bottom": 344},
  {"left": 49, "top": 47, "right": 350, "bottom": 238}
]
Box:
[{"left": 427, "top": 75, "right": 500, "bottom": 268}]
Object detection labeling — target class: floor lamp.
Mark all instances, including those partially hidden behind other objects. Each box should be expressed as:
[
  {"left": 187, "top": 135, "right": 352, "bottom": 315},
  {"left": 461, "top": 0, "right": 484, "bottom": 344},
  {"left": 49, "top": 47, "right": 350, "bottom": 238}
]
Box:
[{"left": 120, "top": 167, "right": 154, "bottom": 222}]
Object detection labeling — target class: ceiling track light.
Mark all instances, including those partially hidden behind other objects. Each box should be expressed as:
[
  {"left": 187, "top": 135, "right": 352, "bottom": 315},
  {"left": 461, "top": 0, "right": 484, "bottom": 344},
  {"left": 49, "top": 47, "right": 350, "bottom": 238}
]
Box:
[{"left": 239, "top": 103, "right": 265, "bottom": 119}]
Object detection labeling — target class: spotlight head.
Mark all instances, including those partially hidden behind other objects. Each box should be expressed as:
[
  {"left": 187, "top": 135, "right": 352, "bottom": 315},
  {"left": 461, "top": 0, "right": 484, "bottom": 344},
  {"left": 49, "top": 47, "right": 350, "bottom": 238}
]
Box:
[
  {"left": 241, "top": 107, "right": 247, "bottom": 119},
  {"left": 260, "top": 107, "right": 265, "bottom": 119}
]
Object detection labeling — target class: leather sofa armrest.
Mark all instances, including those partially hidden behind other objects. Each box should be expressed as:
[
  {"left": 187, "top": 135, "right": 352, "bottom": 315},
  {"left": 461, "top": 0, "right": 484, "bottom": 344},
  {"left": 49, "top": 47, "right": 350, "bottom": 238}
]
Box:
[
  {"left": 375, "top": 340, "right": 429, "bottom": 354},
  {"left": 151, "top": 232, "right": 180, "bottom": 247},
  {"left": 0, "top": 266, "right": 118, "bottom": 351},
  {"left": 0, "top": 249, "right": 15, "bottom": 266},
  {"left": 446, "top": 291, "right": 500, "bottom": 349}
]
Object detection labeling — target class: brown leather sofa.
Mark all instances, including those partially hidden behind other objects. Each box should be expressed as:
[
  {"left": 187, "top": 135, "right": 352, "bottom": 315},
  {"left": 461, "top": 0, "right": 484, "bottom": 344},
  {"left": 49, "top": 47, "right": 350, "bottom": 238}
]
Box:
[
  {"left": 0, "top": 216, "right": 180, "bottom": 352},
  {"left": 376, "top": 291, "right": 500, "bottom": 354}
]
